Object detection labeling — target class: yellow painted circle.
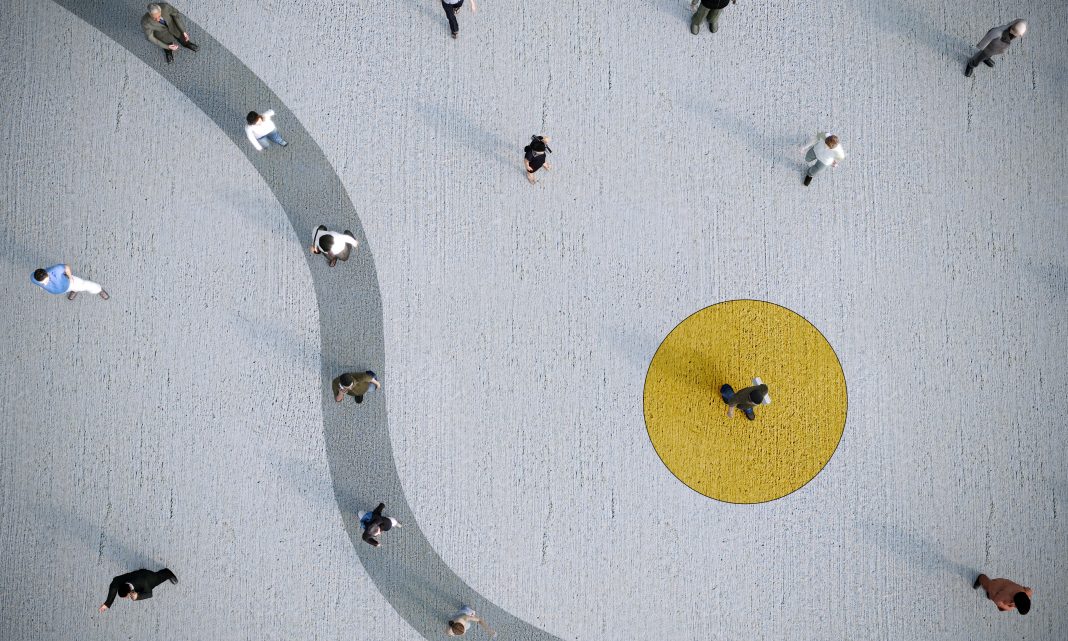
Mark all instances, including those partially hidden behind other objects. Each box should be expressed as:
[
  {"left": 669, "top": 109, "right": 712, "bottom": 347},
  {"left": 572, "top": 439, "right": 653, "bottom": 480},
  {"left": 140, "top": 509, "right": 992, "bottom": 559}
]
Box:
[{"left": 644, "top": 300, "right": 847, "bottom": 503}]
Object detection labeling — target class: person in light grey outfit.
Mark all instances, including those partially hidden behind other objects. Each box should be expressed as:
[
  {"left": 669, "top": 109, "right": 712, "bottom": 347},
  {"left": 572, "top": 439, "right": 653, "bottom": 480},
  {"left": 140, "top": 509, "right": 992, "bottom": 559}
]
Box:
[
  {"left": 802, "top": 133, "right": 846, "bottom": 186},
  {"left": 965, "top": 19, "right": 1027, "bottom": 77},
  {"left": 447, "top": 605, "right": 496, "bottom": 637}
]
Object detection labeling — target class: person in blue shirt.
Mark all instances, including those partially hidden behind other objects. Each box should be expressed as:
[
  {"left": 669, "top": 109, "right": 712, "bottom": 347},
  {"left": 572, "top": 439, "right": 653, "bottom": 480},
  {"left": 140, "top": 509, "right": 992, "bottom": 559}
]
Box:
[{"left": 31, "top": 264, "right": 109, "bottom": 300}]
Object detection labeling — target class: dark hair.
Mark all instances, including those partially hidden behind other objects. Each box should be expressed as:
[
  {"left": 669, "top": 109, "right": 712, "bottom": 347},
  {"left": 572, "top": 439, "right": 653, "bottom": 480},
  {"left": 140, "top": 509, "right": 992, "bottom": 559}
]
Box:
[
  {"left": 366, "top": 524, "right": 381, "bottom": 537},
  {"left": 32, "top": 268, "right": 48, "bottom": 282},
  {"left": 449, "top": 621, "right": 465, "bottom": 635},
  {"left": 366, "top": 371, "right": 376, "bottom": 377},
  {"left": 116, "top": 583, "right": 132, "bottom": 598},
  {"left": 749, "top": 384, "right": 769, "bottom": 405},
  {"left": 339, "top": 373, "right": 354, "bottom": 387},
  {"left": 530, "top": 140, "right": 546, "bottom": 153},
  {"left": 1014, "top": 592, "right": 1030, "bottom": 615},
  {"left": 318, "top": 235, "right": 334, "bottom": 252},
  {"left": 246, "top": 111, "right": 261, "bottom": 125}
]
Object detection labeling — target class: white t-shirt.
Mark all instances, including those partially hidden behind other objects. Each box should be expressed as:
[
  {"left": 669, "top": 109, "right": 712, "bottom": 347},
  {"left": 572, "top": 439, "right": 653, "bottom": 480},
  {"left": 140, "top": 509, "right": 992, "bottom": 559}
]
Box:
[
  {"left": 813, "top": 138, "right": 846, "bottom": 166},
  {"left": 313, "top": 226, "right": 359, "bottom": 256},
  {"left": 245, "top": 110, "right": 277, "bottom": 149}
]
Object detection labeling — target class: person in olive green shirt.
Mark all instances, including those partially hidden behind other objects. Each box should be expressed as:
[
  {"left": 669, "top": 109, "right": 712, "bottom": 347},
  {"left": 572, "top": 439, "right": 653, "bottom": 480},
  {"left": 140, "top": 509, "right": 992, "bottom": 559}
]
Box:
[
  {"left": 334, "top": 371, "right": 381, "bottom": 404},
  {"left": 141, "top": 3, "right": 199, "bottom": 64}
]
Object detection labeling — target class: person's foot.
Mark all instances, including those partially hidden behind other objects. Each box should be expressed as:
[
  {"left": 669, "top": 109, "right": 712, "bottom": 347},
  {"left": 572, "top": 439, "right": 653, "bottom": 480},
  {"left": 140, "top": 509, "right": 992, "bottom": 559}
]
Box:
[
  {"left": 691, "top": 23, "right": 700, "bottom": 35},
  {"left": 98, "top": 290, "right": 109, "bottom": 300},
  {"left": 709, "top": 21, "right": 717, "bottom": 33},
  {"left": 983, "top": 58, "right": 994, "bottom": 68},
  {"left": 803, "top": 174, "right": 813, "bottom": 186},
  {"left": 169, "top": 574, "right": 178, "bottom": 585},
  {"left": 67, "top": 291, "right": 78, "bottom": 300},
  {"left": 451, "top": 31, "right": 458, "bottom": 39},
  {"left": 355, "top": 396, "right": 364, "bottom": 404},
  {"left": 165, "top": 49, "right": 174, "bottom": 64},
  {"left": 182, "top": 40, "right": 199, "bottom": 52},
  {"left": 328, "top": 257, "right": 338, "bottom": 268},
  {"left": 344, "top": 230, "right": 354, "bottom": 237},
  {"left": 279, "top": 141, "right": 288, "bottom": 147},
  {"left": 526, "top": 172, "right": 536, "bottom": 184},
  {"left": 964, "top": 64, "right": 974, "bottom": 77}
]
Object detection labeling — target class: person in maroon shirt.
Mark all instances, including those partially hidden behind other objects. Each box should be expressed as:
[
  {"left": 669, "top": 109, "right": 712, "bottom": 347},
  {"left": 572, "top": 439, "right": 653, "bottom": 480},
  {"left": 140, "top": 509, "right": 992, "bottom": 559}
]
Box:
[
  {"left": 690, "top": 0, "right": 736, "bottom": 35},
  {"left": 974, "top": 574, "right": 1033, "bottom": 614}
]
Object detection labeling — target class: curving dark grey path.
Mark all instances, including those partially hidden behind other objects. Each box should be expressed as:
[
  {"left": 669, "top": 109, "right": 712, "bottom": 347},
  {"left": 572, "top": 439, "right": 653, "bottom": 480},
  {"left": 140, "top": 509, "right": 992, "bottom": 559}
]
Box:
[{"left": 50, "top": 2, "right": 563, "bottom": 639}]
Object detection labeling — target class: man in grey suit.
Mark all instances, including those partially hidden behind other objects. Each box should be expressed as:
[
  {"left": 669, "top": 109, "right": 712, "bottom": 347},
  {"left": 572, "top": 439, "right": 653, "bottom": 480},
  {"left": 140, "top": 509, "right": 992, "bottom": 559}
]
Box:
[
  {"left": 965, "top": 19, "right": 1027, "bottom": 77},
  {"left": 141, "top": 3, "right": 199, "bottom": 64}
]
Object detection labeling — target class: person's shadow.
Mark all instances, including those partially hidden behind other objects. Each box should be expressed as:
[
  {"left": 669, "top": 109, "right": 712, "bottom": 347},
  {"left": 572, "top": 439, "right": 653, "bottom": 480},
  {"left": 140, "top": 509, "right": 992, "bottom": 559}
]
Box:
[{"left": 856, "top": 0, "right": 973, "bottom": 62}]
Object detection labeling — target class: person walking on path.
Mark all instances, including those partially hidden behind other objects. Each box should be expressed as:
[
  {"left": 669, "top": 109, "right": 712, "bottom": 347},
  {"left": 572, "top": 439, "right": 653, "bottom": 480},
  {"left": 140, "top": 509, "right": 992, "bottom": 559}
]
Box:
[
  {"left": 802, "top": 133, "right": 846, "bottom": 186},
  {"left": 720, "top": 381, "right": 769, "bottom": 420},
  {"left": 31, "top": 264, "right": 109, "bottom": 301},
  {"left": 141, "top": 3, "right": 198, "bottom": 65},
  {"left": 99, "top": 568, "right": 177, "bottom": 612},
  {"left": 334, "top": 371, "right": 381, "bottom": 404},
  {"left": 965, "top": 19, "right": 1027, "bottom": 77},
  {"left": 245, "top": 110, "right": 288, "bottom": 151},
  {"left": 441, "top": 0, "right": 477, "bottom": 39},
  {"left": 974, "top": 574, "right": 1033, "bottom": 614},
  {"left": 523, "top": 135, "right": 553, "bottom": 184},
  {"left": 358, "top": 502, "right": 401, "bottom": 547},
  {"left": 447, "top": 605, "right": 497, "bottom": 637},
  {"left": 690, "top": 0, "right": 736, "bottom": 35},
  {"left": 310, "top": 225, "right": 359, "bottom": 267}
]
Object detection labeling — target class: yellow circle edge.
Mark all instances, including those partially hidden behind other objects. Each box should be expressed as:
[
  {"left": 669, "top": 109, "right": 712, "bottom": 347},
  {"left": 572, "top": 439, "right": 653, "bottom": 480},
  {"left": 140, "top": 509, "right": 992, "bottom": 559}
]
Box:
[{"left": 643, "top": 300, "right": 847, "bottom": 503}]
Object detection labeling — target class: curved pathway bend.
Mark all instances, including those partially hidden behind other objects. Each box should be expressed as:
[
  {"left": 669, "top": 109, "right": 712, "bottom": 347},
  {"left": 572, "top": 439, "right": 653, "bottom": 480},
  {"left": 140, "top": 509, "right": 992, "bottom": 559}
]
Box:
[{"left": 51, "top": 2, "right": 564, "bottom": 639}]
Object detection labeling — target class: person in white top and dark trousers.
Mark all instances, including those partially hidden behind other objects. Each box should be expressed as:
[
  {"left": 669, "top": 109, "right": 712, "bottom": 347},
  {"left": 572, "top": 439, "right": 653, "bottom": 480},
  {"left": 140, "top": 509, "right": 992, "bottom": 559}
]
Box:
[
  {"left": 245, "top": 110, "right": 287, "bottom": 151},
  {"left": 441, "top": 0, "right": 477, "bottom": 39},
  {"left": 965, "top": 19, "right": 1027, "bottom": 77},
  {"left": 310, "top": 225, "right": 359, "bottom": 267},
  {"left": 447, "top": 605, "right": 496, "bottom": 637},
  {"left": 803, "top": 133, "right": 845, "bottom": 186}
]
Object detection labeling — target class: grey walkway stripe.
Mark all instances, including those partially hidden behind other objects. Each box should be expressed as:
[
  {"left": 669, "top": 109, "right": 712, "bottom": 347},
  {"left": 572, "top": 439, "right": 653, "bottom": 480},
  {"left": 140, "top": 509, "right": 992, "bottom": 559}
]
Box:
[{"left": 50, "top": 2, "right": 563, "bottom": 639}]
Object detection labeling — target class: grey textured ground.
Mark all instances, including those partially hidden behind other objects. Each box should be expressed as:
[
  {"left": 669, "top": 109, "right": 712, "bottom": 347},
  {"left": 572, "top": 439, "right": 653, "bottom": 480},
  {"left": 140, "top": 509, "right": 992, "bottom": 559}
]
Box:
[{"left": 1, "top": 1, "right": 1066, "bottom": 640}]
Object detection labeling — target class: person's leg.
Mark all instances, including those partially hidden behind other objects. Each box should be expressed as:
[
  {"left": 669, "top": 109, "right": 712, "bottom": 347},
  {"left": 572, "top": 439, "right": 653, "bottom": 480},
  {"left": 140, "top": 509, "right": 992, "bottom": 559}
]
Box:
[
  {"left": 708, "top": 8, "right": 721, "bottom": 32},
  {"left": 354, "top": 395, "right": 364, "bottom": 404},
  {"left": 742, "top": 407, "right": 756, "bottom": 421},
  {"left": 266, "top": 130, "right": 287, "bottom": 146},
  {"left": 719, "top": 384, "right": 735, "bottom": 404},
  {"left": 807, "top": 160, "right": 828, "bottom": 177},
  {"left": 67, "top": 275, "right": 103, "bottom": 295},
  {"left": 336, "top": 245, "right": 352, "bottom": 262},
  {"left": 442, "top": 1, "right": 460, "bottom": 35},
  {"left": 691, "top": 6, "right": 710, "bottom": 35},
  {"left": 965, "top": 50, "right": 988, "bottom": 76},
  {"left": 805, "top": 147, "right": 817, "bottom": 163},
  {"left": 258, "top": 135, "right": 271, "bottom": 149},
  {"left": 159, "top": 568, "right": 178, "bottom": 584}
]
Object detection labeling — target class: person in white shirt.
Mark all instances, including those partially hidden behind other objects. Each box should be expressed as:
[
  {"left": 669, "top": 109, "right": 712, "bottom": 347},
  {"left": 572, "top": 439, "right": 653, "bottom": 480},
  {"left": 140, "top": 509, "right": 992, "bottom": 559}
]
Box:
[
  {"left": 245, "top": 110, "right": 287, "bottom": 151},
  {"left": 441, "top": 0, "right": 477, "bottom": 39},
  {"left": 803, "top": 133, "right": 846, "bottom": 186},
  {"left": 310, "top": 225, "right": 359, "bottom": 267},
  {"left": 447, "top": 606, "right": 496, "bottom": 637}
]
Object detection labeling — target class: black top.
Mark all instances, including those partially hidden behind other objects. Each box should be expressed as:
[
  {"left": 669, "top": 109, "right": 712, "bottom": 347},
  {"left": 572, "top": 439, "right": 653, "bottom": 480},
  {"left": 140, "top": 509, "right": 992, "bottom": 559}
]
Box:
[
  {"left": 104, "top": 569, "right": 168, "bottom": 607},
  {"left": 700, "top": 0, "right": 730, "bottom": 9},
  {"left": 524, "top": 135, "right": 552, "bottom": 171}
]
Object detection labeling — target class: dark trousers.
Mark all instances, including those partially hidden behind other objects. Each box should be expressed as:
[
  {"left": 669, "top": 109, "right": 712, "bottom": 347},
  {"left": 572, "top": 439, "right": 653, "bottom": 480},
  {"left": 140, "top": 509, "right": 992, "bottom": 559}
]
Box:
[
  {"left": 442, "top": 0, "right": 463, "bottom": 34},
  {"left": 967, "top": 49, "right": 993, "bottom": 69}
]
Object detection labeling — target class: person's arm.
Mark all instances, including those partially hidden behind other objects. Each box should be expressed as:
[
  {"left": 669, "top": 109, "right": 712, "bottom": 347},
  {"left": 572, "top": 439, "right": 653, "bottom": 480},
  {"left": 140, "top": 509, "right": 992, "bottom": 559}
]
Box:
[
  {"left": 63, "top": 265, "right": 72, "bottom": 277},
  {"left": 143, "top": 22, "right": 172, "bottom": 49},
  {"left": 371, "top": 378, "right": 381, "bottom": 391},
  {"left": 166, "top": 6, "right": 189, "bottom": 38},
  {"left": 474, "top": 616, "right": 497, "bottom": 638},
  {"left": 334, "top": 382, "right": 346, "bottom": 403},
  {"left": 263, "top": 109, "right": 275, "bottom": 121},
  {"left": 976, "top": 27, "right": 999, "bottom": 50},
  {"left": 372, "top": 503, "right": 385, "bottom": 519},
  {"left": 100, "top": 579, "right": 120, "bottom": 611},
  {"left": 469, "top": 0, "right": 477, "bottom": 13},
  {"left": 246, "top": 126, "right": 264, "bottom": 151},
  {"left": 691, "top": 0, "right": 698, "bottom": 8}
]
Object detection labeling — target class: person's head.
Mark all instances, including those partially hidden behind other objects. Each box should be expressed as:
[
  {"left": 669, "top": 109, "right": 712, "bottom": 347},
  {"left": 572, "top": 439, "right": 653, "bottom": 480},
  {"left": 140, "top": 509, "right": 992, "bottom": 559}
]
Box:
[
  {"left": 318, "top": 234, "right": 334, "bottom": 253},
  {"left": 339, "top": 373, "right": 354, "bottom": 387},
  {"left": 825, "top": 135, "right": 840, "bottom": 149},
  {"left": 530, "top": 140, "right": 546, "bottom": 154},
  {"left": 366, "top": 523, "right": 381, "bottom": 537},
  {"left": 749, "top": 384, "right": 769, "bottom": 405},
  {"left": 1014, "top": 591, "right": 1031, "bottom": 615},
  {"left": 246, "top": 111, "right": 262, "bottom": 125},
  {"left": 448, "top": 620, "right": 466, "bottom": 636},
  {"left": 1007, "top": 19, "right": 1027, "bottom": 39},
  {"left": 32, "top": 268, "right": 48, "bottom": 283},
  {"left": 116, "top": 582, "right": 135, "bottom": 599},
  {"left": 147, "top": 3, "right": 162, "bottom": 17}
]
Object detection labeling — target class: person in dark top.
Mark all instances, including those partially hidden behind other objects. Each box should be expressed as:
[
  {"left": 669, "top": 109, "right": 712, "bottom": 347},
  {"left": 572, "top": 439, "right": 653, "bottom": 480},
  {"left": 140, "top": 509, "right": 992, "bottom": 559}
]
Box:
[
  {"left": 690, "top": 0, "right": 736, "bottom": 35},
  {"left": 334, "top": 371, "right": 381, "bottom": 404},
  {"left": 720, "top": 382, "right": 768, "bottom": 421},
  {"left": 99, "top": 568, "right": 177, "bottom": 611},
  {"left": 359, "top": 502, "right": 401, "bottom": 547},
  {"left": 523, "top": 135, "right": 553, "bottom": 184}
]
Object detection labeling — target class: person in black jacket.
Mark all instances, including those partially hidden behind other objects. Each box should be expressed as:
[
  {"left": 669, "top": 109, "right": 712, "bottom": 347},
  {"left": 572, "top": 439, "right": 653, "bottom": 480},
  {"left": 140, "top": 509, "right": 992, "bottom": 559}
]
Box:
[
  {"left": 523, "top": 135, "right": 553, "bottom": 184},
  {"left": 98, "top": 568, "right": 177, "bottom": 611},
  {"left": 359, "top": 503, "right": 400, "bottom": 547},
  {"left": 690, "top": 0, "right": 736, "bottom": 35}
]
